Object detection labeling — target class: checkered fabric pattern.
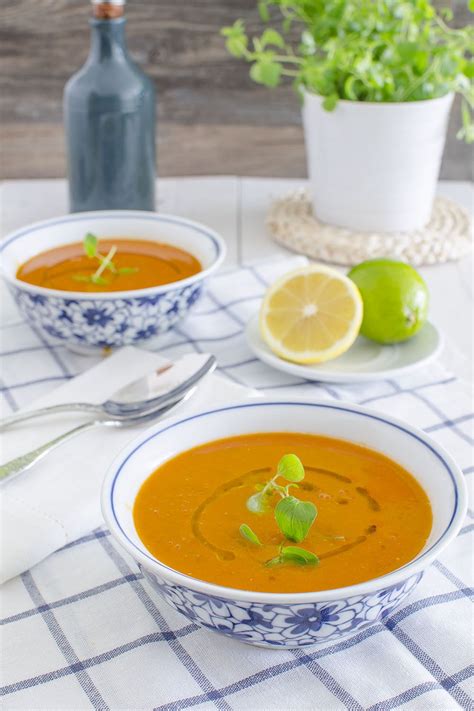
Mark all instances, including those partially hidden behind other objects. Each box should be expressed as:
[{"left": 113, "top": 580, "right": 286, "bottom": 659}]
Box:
[{"left": 1, "top": 258, "right": 473, "bottom": 710}]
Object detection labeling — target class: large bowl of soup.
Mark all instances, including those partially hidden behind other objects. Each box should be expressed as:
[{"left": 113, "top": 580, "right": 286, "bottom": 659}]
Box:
[
  {"left": 102, "top": 399, "right": 466, "bottom": 649},
  {"left": 0, "top": 211, "right": 226, "bottom": 352}
]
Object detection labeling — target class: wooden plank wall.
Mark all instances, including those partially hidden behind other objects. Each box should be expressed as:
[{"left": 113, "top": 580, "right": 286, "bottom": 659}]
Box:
[{"left": 1, "top": 0, "right": 471, "bottom": 180}]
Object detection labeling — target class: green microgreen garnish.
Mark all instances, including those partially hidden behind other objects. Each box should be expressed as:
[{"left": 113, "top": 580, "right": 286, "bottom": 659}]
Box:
[
  {"left": 274, "top": 496, "right": 317, "bottom": 544},
  {"left": 239, "top": 524, "right": 262, "bottom": 546},
  {"left": 240, "top": 453, "right": 320, "bottom": 569},
  {"left": 72, "top": 233, "right": 139, "bottom": 287},
  {"left": 266, "top": 546, "right": 319, "bottom": 567}
]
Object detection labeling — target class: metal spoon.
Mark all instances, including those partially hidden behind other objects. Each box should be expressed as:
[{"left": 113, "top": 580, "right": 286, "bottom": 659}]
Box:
[
  {"left": 0, "top": 377, "right": 199, "bottom": 485},
  {"left": 0, "top": 354, "right": 216, "bottom": 429}
]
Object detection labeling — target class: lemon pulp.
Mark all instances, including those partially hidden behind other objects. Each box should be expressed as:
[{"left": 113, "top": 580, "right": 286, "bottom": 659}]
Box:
[{"left": 259, "top": 265, "right": 363, "bottom": 364}]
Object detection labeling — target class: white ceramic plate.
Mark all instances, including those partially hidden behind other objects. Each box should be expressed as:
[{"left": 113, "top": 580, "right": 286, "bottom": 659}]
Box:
[{"left": 246, "top": 313, "right": 443, "bottom": 383}]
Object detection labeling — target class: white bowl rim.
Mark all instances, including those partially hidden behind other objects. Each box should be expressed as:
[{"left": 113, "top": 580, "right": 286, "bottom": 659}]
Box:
[
  {"left": 0, "top": 210, "right": 226, "bottom": 300},
  {"left": 101, "top": 398, "right": 467, "bottom": 604}
]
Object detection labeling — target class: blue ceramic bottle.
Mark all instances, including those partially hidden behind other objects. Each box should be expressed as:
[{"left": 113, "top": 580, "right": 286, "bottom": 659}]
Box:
[{"left": 64, "top": 0, "right": 156, "bottom": 212}]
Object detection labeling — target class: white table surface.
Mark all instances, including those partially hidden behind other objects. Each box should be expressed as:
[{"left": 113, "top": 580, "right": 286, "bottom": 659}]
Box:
[{"left": 1, "top": 177, "right": 472, "bottom": 383}]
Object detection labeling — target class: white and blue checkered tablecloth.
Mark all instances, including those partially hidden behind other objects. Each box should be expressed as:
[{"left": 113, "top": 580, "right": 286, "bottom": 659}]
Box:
[{"left": 1, "top": 257, "right": 473, "bottom": 710}]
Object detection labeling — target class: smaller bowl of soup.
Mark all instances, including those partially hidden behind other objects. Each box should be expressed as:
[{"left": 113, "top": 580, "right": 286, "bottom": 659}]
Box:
[
  {"left": 102, "top": 399, "right": 466, "bottom": 649},
  {"left": 0, "top": 211, "right": 226, "bottom": 352}
]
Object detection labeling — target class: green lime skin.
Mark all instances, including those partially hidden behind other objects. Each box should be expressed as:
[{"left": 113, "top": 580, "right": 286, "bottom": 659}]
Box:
[{"left": 348, "top": 259, "right": 429, "bottom": 344}]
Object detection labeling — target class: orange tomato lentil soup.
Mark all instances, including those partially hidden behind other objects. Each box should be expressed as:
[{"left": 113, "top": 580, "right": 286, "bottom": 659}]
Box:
[
  {"left": 133, "top": 433, "right": 432, "bottom": 593},
  {"left": 16, "top": 239, "right": 201, "bottom": 292}
]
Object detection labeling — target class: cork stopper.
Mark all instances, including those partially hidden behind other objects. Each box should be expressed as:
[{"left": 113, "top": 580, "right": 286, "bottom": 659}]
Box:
[{"left": 92, "top": 0, "right": 125, "bottom": 20}]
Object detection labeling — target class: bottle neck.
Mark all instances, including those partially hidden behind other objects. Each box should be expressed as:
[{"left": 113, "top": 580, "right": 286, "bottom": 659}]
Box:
[{"left": 88, "top": 18, "right": 128, "bottom": 62}]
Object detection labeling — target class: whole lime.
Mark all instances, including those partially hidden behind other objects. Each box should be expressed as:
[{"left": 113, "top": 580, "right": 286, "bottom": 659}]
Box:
[{"left": 348, "top": 259, "right": 429, "bottom": 344}]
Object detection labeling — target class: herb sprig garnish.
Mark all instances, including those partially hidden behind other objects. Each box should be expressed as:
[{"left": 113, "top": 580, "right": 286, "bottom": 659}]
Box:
[
  {"left": 72, "top": 233, "right": 139, "bottom": 287},
  {"left": 246, "top": 453, "right": 305, "bottom": 514},
  {"left": 239, "top": 453, "right": 319, "bottom": 568}
]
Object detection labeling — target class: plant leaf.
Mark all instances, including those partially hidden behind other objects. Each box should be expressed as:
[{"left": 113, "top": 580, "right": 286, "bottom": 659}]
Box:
[
  {"left": 117, "top": 266, "right": 139, "bottom": 275},
  {"left": 322, "top": 93, "right": 338, "bottom": 111},
  {"left": 221, "top": 21, "right": 248, "bottom": 58},
  {"left": 239, "top": 524, "right": 262, "bottom": 545},
  {"left": 250, "top": 59, "right": 282, "bottom": 87},
  {"left": 91, "top": 274, "right": 108, "bottom": 286},
  {"left": 280, "top": 546, "right": 319, "bottom": 565},
  {"left": 83, "top": 233, "right": 98, "bottom": 258},
  {"left": 282, "top": 15, "right": 292, "bottom": 33},
  {"left": 462, "top": 60, "right": 474, "bottom": 79},
  {"left": 246, "top": 491, "right": 270, "bottom": 514},
  {"left": 265, "top": 555, "right": 283, "bottom": 567},
  {"left": 258, "top": 0, "right": 270, "bottom": 22},
  {"left": 225, "top": 35, "right": 248, "bottom": 58},
  {"left": 265, "top": 546, "right": 319, "bottom": 567},
  {"left": 440, "top": 6, "right": 453, "bottom": 21},
  {"left": 260, "top": 29, "right": 285, "bottom": 49},
  {"left": 277, "top": 453, "right": 305, "bottom": 482},
  {"left": 275, "top": 496, "right": 317, "bottom": 543},
  {"left": 301, "top": 30, "right": 316, "bottom": 54},
  {"left": 72, "top": 274, "right": 92, "bottom": 282},
  {"left": 397, "top": 41, "right": 418, "bottom": 63},
  {"left": 103, "top": 260, "right": 117, "bottom": 274}
]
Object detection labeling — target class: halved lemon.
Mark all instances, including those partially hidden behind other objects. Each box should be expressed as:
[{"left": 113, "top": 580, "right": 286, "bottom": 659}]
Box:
[{"left": 259, "top": 265, "right": 363, "bottom": 364}]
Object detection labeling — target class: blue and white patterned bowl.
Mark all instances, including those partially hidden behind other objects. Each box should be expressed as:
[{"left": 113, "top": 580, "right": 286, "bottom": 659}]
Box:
[
  {"left": 102, "top": 399, "right": 466, "bottom": 649},
  {"left": 0, "top": 211, "right": 226, "bottom": 353}
]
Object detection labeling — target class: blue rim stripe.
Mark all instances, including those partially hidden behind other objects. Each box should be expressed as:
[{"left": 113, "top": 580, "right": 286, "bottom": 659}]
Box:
[
  {"left": 0, "top": 212, "right": 221, "bottom": 260},
  {"left": 109, "top": 400, "right": 459, "bottom": 593}
]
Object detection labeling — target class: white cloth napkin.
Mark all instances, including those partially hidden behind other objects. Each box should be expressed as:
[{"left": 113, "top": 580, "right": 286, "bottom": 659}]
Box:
[{"left": 0, "top": 347, "right": 254, "bottom": 584}]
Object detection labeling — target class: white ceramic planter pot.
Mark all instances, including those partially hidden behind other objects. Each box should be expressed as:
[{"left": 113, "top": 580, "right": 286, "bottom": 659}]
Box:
[{"left": 302, "top": 92, "right": 454, "bottom": 232}]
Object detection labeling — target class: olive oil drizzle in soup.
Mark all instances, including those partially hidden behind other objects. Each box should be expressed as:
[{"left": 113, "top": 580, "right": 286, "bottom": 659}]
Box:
[
  {"left": 133, "top": 433, "right": 433, "bottom": 594},
  {"left": 16, "top": 239, "right": 202, "bottom": 292}
]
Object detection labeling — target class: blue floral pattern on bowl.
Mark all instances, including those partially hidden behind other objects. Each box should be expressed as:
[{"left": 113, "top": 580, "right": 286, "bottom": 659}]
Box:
[
  {"left": 7, "top": 281, "right": 203, "bottom": 349},
  {"left": 140, "top": 565, "right": 422, "bottom": 648}
]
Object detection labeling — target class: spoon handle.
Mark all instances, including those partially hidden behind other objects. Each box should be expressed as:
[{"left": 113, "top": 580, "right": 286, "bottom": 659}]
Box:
[
  {"left": 0, "top": 395, "right": 186, "bottom": 485},
  {"left": 0, "top": 403, "right": 103, "bottom": 430},
  {"left": 0, "top": 420, "right": 102, "bottom": 484}
]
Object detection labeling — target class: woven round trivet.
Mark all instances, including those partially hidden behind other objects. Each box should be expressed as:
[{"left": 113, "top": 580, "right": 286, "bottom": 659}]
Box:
[{"left": 267, "top": 191, "right": 472, "bottom": 266}]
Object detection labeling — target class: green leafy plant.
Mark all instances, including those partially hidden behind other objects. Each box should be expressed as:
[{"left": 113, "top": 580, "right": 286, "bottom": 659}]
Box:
[
  {"left": 240, "top": 453, "right": 319, "bottom": 568},
  {"left": 221, "top": 0, "right": 474, "bottom": 141},
  {"left": 72, "top": 233, "right": 139, "bottom": 287}
]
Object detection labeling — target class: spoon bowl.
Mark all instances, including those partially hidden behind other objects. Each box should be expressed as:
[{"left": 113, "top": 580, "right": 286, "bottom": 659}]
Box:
[
  {"left": 103, "top": 355, "right": 216, "bottom": 417},
  {"left": 0, "top": 354, "right": 217, "bottom": 483},
  {"left": 0, "top": 354, "right": 216, "bottom": 429}
]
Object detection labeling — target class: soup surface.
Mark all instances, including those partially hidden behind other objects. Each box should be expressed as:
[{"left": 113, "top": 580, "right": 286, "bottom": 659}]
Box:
[
  {"left": 133, "top": 433, "right": 432, "bottom": 593},
  {"left": 16, "top": 238, "right": 202, "bottom": 292}
]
